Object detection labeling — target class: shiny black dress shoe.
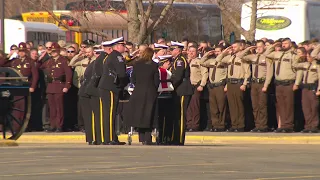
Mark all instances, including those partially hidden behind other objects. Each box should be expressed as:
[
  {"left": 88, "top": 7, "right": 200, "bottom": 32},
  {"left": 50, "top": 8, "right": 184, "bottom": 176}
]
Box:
[
  {"left": 142, "top": 141, "right": 154, "bottom": 145},
  {"left": 212, "top": 128, "right": 225, "bottom": 132},
  {"left": 45, "top": 128, "right": 56, "bottom": 133},
  {"left": 108, "top": 141, "right": 126, "bottom": 145},
  {"left": 55, "top": 128, "right": 63, "bottom": 133},
  {"left": 233, "top": 128, "right": 244, "bottom": 132},
  {"left": 88, "top": 141, "right": 99, "bottom": 145},
  {"left": 274, "top": 128, "right": 293, "bottom": 133}
]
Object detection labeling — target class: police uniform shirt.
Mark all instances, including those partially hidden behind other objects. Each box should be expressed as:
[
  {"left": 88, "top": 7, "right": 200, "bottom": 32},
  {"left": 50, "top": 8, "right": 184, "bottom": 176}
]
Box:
[
  {"left": 189, "top": 58, "right": 208, "bottom": 87},
  {"left": 242, "top": 53, "right": 274, "bottom": 88},
  {"left": 311, "top": 44, "right": 320, "bottom": 60},
  {"left": 71, "top": 56, "right": 96, "bottom": 88},
  {"left": 216, "top": 51, "right": 251, "bottom": 86},
  {"left": 266, "top": 48, "right": 299, "bottom": 81},
  {"left": 295, "top": 60, "right": 320, "bottom": 90},
  {"left": 201, "top": 57, "right": 228, "bottom": 84}
]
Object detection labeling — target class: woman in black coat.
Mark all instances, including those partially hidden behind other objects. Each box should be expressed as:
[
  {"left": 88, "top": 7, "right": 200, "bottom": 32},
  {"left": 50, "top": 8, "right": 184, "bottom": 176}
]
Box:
[{"left": 126, "top": 47, "right": 160, "bottom": 145}]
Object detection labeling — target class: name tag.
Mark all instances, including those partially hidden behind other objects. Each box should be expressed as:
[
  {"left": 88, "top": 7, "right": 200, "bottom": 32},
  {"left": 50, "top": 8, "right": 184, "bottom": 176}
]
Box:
[
  {"left": 283, "top": 58, "right": 290, "bottom": 62},
  {"left": 234, "top": 62, "right": 241, "bottom": 66},
  {"left": 310, "top": 69, "right": 317, "bottom": 72},
  {"left": 191, "top": 64, "right": 199, "bottom": 68},
  {"left": 259, "top": 63, "right": 266, "bottom": 66}
]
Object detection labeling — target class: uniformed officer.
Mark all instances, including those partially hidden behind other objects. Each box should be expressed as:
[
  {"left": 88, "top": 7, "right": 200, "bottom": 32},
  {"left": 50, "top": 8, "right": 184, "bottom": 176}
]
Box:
[
  {"left": 200, "top": 46, "right": 228, "bottom": 132},
  {"left": 39, "top": 42, "right": 72, "bottom": 132},
  {"left": 85, "top": 40, "right": 112, "bottom": 145},
  {"left": 169, "top": 41, "right": 193, "bottom": 145},
  {"left": 157, "top": 55, "right": 175, "bottom": 144},
  {"left": 266, "top": 38, "right": 299, "bottom": 133},
  {"left": 98, "top": 37, "right": 128, "bottom": 145},
  {"left": 294, "top": 52, "right": 320, "bottom": 133},
  {"left": 216, "top": 41, "right": 252, "bottom": 132},
  {"left": 186, "top": 46, "right": 208, "bottom": 131},
  {"left": 242, "top": 40, "right": 274, "bottom": 132},
  {"left": 153, "top": 43, "right": 169, "bottom": 61},
  {"left": 78, "top": 54, "right": 96, "bottom": 144},
  {"left": 0, "top": 42, "right": 39, "bottom": 131}
]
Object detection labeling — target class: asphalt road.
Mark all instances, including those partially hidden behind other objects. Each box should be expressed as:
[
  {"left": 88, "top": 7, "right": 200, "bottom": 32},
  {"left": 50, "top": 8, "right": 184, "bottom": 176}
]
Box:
[{"left": 0, "top": 144, "right": 320, "bottom": 180}]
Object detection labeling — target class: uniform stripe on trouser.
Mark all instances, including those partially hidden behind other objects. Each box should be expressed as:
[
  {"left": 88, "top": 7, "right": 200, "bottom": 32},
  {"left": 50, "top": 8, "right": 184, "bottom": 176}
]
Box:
[
  {"left": 99, "top": 98, "right": 104, "bottom": 143},
  {"left": 110, "top": 91, "right": 114, "bottom": 141},
  {"left": 92, "top": 111, "right": 96, "bottom": 142},
  {"left": 180, "top": 96, "right": 184, "bottom": 143},
  {"left": 162, "top": 118, "right": 166, "bottom": 141}
]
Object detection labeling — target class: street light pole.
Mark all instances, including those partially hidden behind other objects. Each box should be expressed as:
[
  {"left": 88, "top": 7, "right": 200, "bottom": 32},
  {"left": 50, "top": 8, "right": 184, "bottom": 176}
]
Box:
[{"left": 0, "top": 0, "right": 5, "bottom": 51}]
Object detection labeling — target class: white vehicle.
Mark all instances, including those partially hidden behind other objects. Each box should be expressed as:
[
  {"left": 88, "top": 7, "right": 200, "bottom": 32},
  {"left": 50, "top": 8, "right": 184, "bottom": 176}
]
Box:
[
  {"left": 4, "top": 19, "right": 66, "bottom": 53},
  {"left": 241, "top": 0, "right": 320, "bottom": 43}
]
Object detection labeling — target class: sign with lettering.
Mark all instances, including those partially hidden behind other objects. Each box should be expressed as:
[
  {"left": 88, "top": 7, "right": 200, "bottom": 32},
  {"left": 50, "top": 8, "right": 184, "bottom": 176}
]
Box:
[{"left": 256, "top": 16, "right": 291, "bottom": 30}]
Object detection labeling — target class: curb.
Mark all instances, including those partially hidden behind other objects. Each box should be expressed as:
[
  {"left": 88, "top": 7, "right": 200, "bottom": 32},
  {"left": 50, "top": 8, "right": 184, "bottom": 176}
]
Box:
[
  {"left": 14, "top": 134, "right": 320, "bottom": 144},
  {"left": 0, "top": 140, "right": 19, "bottom": 147}
]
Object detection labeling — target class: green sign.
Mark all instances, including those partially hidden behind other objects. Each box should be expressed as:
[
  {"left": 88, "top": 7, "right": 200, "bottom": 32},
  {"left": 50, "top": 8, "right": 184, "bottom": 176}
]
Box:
[{"left": 256, "top": 16, "right": 291, "bottom": 30}]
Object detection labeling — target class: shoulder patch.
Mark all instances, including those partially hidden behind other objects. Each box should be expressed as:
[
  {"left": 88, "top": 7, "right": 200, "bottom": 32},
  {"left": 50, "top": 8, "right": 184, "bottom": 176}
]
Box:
[
  {"left": 176, "top": 60, "right": 183, "bottom": 67},
  {"left": 117, "top": 56, "right": 124, "bottom": 62}
]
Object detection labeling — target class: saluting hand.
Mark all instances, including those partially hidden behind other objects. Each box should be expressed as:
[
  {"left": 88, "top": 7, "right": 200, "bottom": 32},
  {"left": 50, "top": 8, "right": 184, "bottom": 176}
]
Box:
[{"left": 63, "top": 88, "right": 68, "bottom": 93}]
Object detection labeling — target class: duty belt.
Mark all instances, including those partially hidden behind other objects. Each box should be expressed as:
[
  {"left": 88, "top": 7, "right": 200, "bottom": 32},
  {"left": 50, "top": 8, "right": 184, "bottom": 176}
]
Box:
[
  {"left": 275, "top": 80, "right": 295, "bottom": 86},
  {"left": 302, "top": 83, "right": 318, "bottom": 91},
  {"left": 227, "top": 78, "right": 244, "bottom": 84},
  {"left": 252, "top": 78, "right": 265, "bottom": 84},
  {"left": 47, "top": 75, "right": 66, "bottom": 83},
  {"left": 208, "top": 79, "right": 226, "bottom": 88}
]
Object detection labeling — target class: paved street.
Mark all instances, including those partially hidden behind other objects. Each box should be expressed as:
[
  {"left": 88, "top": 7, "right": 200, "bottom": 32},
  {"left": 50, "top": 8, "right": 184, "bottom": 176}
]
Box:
[{"left": 0, "top": 144, "right": 320, "bottom": 180}]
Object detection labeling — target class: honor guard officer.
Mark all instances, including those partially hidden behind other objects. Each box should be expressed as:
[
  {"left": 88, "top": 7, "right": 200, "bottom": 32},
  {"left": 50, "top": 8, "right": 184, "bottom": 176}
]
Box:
[
  {"left": 216, "top": 41, "right": 252, "bottom": 132},
  {"left": 157, "top": 55, "right": 175, "bottom": 144},
  {"left": 0, "top": 42, "right": 39, "bottom": 131},
  {"left": 186, "top": 46, "right": 208, "bottom": 131},
  {"left": 242, "top": 40, "right": 274, "bottom": 132},
  {"left": 153, "top": 43, "right": 169, "bottom": 59},
  {"left": 170, "top": 41, "right": 193, "bottom": 145},
  {"left": 40, "top": 42, "right": 72, "bottom": 132},
  {"left": 85, "top": 41, "right": 112, "bottom": 145},
  {"left": 98, "top": 37, "right": 128, "bottom": 145},
  {"left": 266, "top": 38, "right": 299, "bottom": 133},
  {"left": 294, "top": 52, "right": 320, "bottom": 133},
  {"left": 78, "top": 53, "right": 96, "bottom": 144},
  {"left": 200, "top": 46, "right": 228, "bottom": 132}
]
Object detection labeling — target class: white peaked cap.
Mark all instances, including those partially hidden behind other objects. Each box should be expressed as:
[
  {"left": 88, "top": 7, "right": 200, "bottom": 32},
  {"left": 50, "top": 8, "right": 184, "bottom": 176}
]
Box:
[
  {"left": 154, "top": 43, "right": 169, "bottom": 49},
  {"left": 152, "top": 58, "right": 160, "bottom": 63},
  {"left": 170, "top": 41, "right": 184, "bottom": 48},
  {"left": 94, "top": 49, "right": 104, "bottom": 52},
  {"left": 101, "top": 40, "right": 113, "bottom": 46},
  {"left": 110, "top": 37, "right": 125, "bottom": 44},
  {"left": 158, "top": 55, "right": 173, "bottom": 60}
]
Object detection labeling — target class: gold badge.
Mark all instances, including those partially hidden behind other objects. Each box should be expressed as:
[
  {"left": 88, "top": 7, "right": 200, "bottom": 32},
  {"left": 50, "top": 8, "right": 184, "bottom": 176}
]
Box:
[{"left": 17, "top": 65, "right": 21, "bottom": 69}]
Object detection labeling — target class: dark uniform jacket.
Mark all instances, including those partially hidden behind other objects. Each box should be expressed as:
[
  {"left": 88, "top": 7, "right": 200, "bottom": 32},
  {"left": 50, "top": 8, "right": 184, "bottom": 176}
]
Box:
[
  {"left": 98, "top": 50, "right": 128, "bottom": 94},
  {"left": 85, "top": 52, "right": 107, "bottom": 97},
  {"left": 40, "top": 56, "right": 72, "bottom": 94},
  {"left": 79, "top": 60, "right": 95, "bottom": 98},
  {"left": 171, "top": 54, "right": 193, "bottom": 96},
  {"left": 0, "top": 56, "right": 39, "bottom": 89}
]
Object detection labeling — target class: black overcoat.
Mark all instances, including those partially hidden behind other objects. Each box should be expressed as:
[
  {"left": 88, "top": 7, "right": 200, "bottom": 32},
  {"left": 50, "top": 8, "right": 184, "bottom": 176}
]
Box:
[{"left": 126, "top": 60, "right": 160, "bottom": 128}]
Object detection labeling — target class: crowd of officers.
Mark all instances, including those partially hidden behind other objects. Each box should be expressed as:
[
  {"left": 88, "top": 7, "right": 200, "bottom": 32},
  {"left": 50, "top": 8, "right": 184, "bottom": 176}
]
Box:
[{"left": 1, "top": 36, "right": 320, "bottom": 145}]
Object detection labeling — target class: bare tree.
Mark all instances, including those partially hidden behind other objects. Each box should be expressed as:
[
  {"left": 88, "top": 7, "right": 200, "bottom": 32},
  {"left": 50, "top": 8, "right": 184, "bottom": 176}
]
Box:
[
  {"left": 208, "top": 0, "right": 280, "bottom": 41},
  {"left": 24, "top": 0, "right": 174, "bottom": 44}
]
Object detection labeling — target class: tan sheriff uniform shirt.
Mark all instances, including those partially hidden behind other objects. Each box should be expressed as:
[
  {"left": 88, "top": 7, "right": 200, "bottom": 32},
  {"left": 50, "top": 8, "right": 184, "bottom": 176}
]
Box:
[
  {"left": 189, "top": 58, "right": 208, "bottom": 87},
  {"left": 70, "top": 56, "right": 96, "bottom": 88},
  {"left": 311, "top": 44, "right": 320, "bottom": 60},
  {"left": 216, "top": 51, "right": 251, "bottom": 86},
  {"left": 200, "top": 55, "right": 227, "bottom": 84},
  {"left": 242, "top": 53, "right": 273, "bottom": 88},
  {"left": 295, "top": 60, "right": 320, "bottom": 90},
  {"left": 266, "top": 48, "right": 298, "bottom": 81}
]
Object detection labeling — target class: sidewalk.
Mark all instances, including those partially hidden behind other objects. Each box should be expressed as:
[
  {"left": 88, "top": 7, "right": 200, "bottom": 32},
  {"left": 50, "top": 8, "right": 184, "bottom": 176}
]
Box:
[{"left": 9, "top": 131, "right": 320, "bottom": 144}]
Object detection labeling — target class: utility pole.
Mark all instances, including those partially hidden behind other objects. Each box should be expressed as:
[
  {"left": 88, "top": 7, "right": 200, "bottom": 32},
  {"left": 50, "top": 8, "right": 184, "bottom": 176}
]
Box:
[{"left": 0, "top": 0, "right": 5, "bottom": 51}]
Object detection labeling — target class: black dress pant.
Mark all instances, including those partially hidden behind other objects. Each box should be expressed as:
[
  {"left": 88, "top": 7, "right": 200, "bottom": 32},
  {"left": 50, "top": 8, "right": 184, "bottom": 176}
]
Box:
[
  {"left": 158, "top": 97, "right": 174, "bottom": 144},
  {"left": 99, "top": 89, "right": 119, "bottom": 143},
  {"left": 89, "top": 96, "right": 102, "bottom": 144},
  {"left": 79, "top": 96, "right": 92, "bottom": 142},
  {"left": 138, "top": 128, "right": 152, "bottom": 143}
]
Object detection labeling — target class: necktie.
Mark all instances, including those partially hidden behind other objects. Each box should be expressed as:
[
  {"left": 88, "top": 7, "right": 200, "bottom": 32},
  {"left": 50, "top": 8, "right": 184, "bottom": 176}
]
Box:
[
  {"left": 88, "top": 58, "right": 92, "bottom": 64},
  {"left": 276, "top": 52, "right": 285, "bottom": 76},
  {"left": 229, "top": 55, "right": 236, "bottom": 76},
  {"left": 304, "top": 62, "right": 312, "bottom": 84},
  {"left": 211, "top": 61, "right": 218, "bottom": 82},
  {"left": 254, "top": 54, "right": 261, "bottom": 78}
]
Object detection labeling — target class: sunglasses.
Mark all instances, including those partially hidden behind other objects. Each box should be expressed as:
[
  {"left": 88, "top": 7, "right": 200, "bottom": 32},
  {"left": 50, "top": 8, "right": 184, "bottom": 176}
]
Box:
[
  {"left": 81, "top": 46, "right": 87, "bottom": 48},
  {"left": 67, "top": 50, "right": 75, "bottom": 53},
  {"left": 46, "top": 47, "right": 52, "bottom": 49},
  {"left": 94, "top": 51, "right": 101, "bottom": 54}
]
